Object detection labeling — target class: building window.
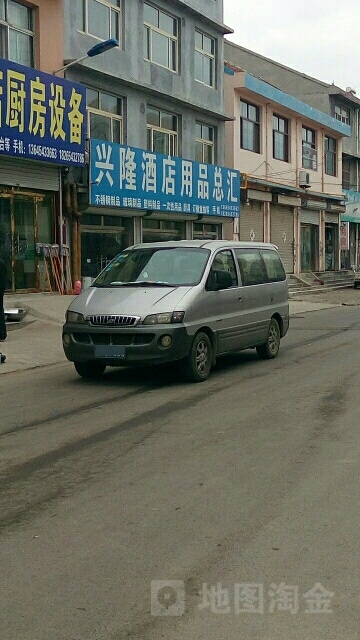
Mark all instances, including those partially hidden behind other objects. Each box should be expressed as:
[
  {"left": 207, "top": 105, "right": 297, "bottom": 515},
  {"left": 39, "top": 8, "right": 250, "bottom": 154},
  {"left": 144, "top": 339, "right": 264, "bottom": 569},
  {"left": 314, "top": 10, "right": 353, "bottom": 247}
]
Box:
[
  {"left": 334, "top": 104, "right": 350, "bottom": 125},
  {"left": 144, "top": 3, "right": 178, "bottom": 72},
  {"left": 342, "top": 157, "right": 351, "bottom": 190},
  {"left": 325, "top": 136, "right": 336, "bottom": 176},
  {"left": 273, "top": 114, "right": 289, "bottom": 162},
  {"left": 195, "top": 30, "right": 215, "bottom": 87},
  {"left": 87, "top": 89, "right": 123, "bottom": 142},
  {"left": 195, "top": 122, "right": 215, "bottom": 163},
  {"left": 0, "top": 0, "right": 34, "bottom": 67},
  {"left": 193, "top": 222, "right": 221, "bottom": 239},
  {"left": 147, "top": 106, "right": 178, "bottom": 155},
  {"left": 78, "top": 0, "right": 121, "bottom": 43},
  {"left": 240, "top": 101, "right": 260, "bottom": 153},
  {"left": 302, "top": 126, "right": 317, "bottom": 170}
]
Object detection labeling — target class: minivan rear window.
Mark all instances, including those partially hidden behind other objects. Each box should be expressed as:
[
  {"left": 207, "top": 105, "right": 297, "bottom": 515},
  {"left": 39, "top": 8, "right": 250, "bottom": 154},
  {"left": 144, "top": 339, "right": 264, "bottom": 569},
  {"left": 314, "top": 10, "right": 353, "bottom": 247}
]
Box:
[{"left": 235, "top": 248, "right": 285, "bottom": 285}]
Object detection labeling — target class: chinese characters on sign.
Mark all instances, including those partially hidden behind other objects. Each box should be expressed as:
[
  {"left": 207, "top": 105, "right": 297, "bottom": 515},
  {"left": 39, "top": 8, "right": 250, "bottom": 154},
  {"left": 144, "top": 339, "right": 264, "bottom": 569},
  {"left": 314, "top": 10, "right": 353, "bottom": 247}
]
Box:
[
  {"left": 90, "top": 139, "right": 241, "bottom": 218},
  {"left": 0, "top": 58, "right": 86, "bottom": 166},
  {"left": 150, "top": 579, "right": 335, "bottom": 617}
]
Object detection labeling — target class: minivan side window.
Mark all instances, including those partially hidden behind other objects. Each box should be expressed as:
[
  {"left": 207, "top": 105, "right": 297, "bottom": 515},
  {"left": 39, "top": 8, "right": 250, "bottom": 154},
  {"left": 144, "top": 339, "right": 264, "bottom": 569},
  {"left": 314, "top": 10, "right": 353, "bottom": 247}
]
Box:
[
  {"left": 208, "top": 250, "right": 238, "bottom": 286},
  {"left": 235, "top": 249, "right": 267, "bottom": 286},
  {"left": 260, "top": 249, "right": 286, "bottom": 282}
]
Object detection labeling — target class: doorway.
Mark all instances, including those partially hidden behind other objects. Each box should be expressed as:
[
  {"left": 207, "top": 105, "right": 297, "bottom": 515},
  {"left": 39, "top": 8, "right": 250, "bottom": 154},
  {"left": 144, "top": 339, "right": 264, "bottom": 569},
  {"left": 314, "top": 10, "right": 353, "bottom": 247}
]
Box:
[
  {"left": 0, "top": 193, "right": 54, "bottom": 291},
  {"left": 301, "top": 224, "right": 318, "bottom": 272}
]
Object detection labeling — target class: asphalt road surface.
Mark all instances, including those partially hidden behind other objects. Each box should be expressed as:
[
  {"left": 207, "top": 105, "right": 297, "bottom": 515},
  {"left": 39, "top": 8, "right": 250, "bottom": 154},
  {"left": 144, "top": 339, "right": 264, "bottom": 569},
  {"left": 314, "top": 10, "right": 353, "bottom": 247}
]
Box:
[{"left": 1, "top": 303, "right": 360, "bottom": 640}]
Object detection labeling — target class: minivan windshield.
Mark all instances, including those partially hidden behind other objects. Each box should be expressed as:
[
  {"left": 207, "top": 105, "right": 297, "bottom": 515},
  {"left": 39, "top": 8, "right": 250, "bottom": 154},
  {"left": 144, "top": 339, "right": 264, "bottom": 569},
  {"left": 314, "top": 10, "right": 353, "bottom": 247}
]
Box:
[{"left": 93, "top": 247, "right": 210, "bottom": 287}]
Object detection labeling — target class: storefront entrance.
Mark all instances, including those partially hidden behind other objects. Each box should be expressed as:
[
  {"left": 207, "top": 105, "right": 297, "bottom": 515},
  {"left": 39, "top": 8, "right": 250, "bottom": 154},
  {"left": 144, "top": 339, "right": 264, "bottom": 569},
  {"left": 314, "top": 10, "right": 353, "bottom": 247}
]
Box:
[
  {"left": 0, "top": 193, "right": 54, "bottom": 291},
  {"left": 325, "top": 224, "right": 337, "bottom": 271},
  {"left": 301, "top": 224, "right": 318, "bottom": 272}
]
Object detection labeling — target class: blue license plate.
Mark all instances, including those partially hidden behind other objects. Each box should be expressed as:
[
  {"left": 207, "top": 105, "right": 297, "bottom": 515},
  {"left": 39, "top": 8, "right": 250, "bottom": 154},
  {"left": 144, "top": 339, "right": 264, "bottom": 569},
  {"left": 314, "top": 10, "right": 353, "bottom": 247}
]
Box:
[{"left": 94, "top": 345, "right": 126, "bottom": 359}]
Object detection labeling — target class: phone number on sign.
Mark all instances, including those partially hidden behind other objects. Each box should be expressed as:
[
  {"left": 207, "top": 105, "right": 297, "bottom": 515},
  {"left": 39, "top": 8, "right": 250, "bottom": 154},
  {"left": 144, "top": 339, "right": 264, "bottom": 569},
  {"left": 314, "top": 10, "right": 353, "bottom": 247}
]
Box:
[{"left": 28, "top": 145, "right": 85, "bottom": 164}]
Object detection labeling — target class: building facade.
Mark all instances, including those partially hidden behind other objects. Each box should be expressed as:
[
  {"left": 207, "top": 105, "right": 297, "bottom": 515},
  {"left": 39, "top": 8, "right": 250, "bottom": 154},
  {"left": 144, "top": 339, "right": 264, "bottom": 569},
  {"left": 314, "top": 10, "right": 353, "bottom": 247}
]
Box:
[
  {"left": 224, "top": 63, "right": 349, "bottom": 274},
  {"left": 62, "top": 0, "right": 238, "bottom": 285},
  {"left": 0, "top": 0, "right": 69, "bottom": 292},
  {"left": 224, "top": 40, "right": 360, "bottom": 271}
]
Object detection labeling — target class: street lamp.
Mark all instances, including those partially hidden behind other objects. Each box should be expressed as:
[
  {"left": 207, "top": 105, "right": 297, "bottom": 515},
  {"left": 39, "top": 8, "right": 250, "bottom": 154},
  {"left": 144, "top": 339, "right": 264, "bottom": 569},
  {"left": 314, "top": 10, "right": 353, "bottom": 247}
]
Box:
[{"left": 54, "top": 38, "right": 119, "bottom": 75}]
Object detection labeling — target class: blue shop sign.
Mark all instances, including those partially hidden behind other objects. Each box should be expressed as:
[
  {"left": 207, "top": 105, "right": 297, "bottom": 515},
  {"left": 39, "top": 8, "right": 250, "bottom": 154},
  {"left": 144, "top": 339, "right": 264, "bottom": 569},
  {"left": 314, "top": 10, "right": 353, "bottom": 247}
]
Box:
[
  {"left": 90, "top": 139, "right": 240, "bottom": 217},
  {"left": 0, "top": 58, "right": 86, "bottom": 166}
]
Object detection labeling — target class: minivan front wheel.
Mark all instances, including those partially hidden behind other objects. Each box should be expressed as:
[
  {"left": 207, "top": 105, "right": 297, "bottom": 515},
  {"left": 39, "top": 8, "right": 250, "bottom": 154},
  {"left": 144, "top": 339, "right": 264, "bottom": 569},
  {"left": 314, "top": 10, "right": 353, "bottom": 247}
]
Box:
[
  {"left": 182, "top": 332, "right": 212, "bottom": 382},
  {"left": 74, "top": 361, "right": 106, "bottom": 379},
  {"left": 256, "top": 318, "right": 280, "bottom": 360}
]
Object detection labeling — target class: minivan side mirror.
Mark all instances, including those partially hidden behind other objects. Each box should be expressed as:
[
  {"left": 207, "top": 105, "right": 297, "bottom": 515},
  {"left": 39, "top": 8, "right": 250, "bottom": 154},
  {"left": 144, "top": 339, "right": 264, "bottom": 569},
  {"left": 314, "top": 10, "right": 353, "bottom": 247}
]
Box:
[{"left": 206, "top": 269, "right": 233, "bottom": 291}]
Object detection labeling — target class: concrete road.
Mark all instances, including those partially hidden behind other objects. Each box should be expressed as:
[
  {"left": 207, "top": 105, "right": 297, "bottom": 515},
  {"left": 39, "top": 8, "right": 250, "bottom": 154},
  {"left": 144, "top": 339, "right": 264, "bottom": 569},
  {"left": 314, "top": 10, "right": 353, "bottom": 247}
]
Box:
[{"left": 1, "top": 304, "right": 360, "bottom": 640}]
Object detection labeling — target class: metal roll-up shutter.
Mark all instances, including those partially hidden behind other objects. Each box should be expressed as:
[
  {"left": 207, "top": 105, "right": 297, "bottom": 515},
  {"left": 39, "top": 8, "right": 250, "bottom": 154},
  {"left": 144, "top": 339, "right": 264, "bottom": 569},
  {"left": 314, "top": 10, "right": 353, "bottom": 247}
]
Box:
[
  {"left": 0, "top": 156, "right": 60, "bottom": 191},
  {"left": 325, "top": 212, "right": 340, "bottom": 223},
  {"left": 240, "top": 202, "right": 264, "bottom": 242},
  {"left": 270, "top": 204, "right": 294, "bottom": 273},
  {"left": 300, "top": 209, "right": 320, "bottom": 225}
]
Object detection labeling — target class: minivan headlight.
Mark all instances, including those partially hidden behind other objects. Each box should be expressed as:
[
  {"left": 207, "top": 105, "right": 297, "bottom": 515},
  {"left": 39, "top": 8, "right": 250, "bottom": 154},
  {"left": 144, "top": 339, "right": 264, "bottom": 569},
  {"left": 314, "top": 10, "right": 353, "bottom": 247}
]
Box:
[
  {"left": 143, "top": 311, "right": 185, "bottom": 325},
  {"left": 66, "top": 310, "right": 85, "bottom": 323}
]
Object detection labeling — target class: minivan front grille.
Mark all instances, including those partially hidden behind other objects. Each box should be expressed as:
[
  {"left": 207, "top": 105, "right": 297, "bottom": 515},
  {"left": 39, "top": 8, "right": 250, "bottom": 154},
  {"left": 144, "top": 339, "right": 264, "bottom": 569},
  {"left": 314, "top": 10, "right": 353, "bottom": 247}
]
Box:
[{"left": 87, "top": 314, "right": 140, "bottom": 327}]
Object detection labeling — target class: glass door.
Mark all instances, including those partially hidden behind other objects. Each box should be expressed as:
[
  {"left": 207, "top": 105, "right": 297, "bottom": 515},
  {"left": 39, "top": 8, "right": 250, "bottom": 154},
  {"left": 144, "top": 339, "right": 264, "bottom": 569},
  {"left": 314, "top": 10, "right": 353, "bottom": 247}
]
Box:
[
  {"left": 0, "top": 198, "right": 12, "bottom": 290},
  {"left": 13, "top": 197, "right": 37, "bottom": 290}
]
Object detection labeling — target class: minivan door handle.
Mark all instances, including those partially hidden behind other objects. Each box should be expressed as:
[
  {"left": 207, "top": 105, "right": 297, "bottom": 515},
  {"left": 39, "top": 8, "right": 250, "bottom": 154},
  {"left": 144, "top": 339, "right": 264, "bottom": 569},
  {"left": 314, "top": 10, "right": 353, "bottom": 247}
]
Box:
[{"left": 238, "top": 296, "right": 242, "bottom": 302}]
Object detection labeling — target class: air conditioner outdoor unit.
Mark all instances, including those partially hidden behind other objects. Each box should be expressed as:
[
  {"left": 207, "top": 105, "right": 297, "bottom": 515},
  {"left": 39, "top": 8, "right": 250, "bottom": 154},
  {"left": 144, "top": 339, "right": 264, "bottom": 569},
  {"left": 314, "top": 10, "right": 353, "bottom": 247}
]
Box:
[{"left": 299, "top": 170, "right": 311, "bottom": 188}]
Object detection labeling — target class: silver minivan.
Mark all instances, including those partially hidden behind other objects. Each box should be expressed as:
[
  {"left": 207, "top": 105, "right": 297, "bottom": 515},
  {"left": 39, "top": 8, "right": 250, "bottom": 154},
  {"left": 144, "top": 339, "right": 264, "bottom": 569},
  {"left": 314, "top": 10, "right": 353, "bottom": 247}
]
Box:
[{"left": 62, "top": 240, "right": 289, "bottom": 382}]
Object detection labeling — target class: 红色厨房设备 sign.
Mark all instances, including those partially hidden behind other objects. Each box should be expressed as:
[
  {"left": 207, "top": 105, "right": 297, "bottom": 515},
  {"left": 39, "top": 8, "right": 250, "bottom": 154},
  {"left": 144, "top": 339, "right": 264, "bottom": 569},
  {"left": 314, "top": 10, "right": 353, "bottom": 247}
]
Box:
[
  {"left": 0, "top": 58, "right": 86, "bottom": 166},
  {"left": 90, "top": 139, "right": 241, "bottom": 217}
]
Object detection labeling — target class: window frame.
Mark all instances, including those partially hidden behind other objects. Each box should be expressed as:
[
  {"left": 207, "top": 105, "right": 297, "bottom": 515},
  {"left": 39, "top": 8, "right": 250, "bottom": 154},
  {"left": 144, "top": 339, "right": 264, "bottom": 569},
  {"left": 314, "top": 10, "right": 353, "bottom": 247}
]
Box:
[
  {"left": 78, "top": 0, "right": 121, "bottom": 44},
  {"left": 0, "top": 0, "right": 34, "bottom": 66},
  {"left": 194, "top": 29, "right": 216, "bottom": 88},
  {"left": 273, "top": 113, "right": 289, "bottom": 162},
  {"left": 195, "top": 121, "right": 215, "bottom": 164},
  {"left": 302, "top": 126, "right": 317, "bottom": 170},
  {"left": 146, "top": 106, "right": 178, "bottom": 156},
  {"left": 143, "top": 2, "right": 178, "bottom": 73},
  {"left": 86, "top": 88, "right": 123, "bottom": 143},
  {"left": 240, "top": 100, "right": 260, "bottom": 153},
  {"left": 334, "top": 104, "right": 350, "bottom": 125},
  {"left": 342, "top": 157, "right": 351, "bottom": 190},
  {"left": 324, "top": 135, "right": 337, "bottom": 177}
]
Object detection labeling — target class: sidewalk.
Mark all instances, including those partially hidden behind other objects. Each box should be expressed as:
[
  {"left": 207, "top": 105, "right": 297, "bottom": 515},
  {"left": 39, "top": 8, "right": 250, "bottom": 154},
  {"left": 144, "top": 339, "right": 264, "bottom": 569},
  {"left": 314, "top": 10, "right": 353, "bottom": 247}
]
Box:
[{"left": 0, "top": 292, "right": 339, "bottom": 375}]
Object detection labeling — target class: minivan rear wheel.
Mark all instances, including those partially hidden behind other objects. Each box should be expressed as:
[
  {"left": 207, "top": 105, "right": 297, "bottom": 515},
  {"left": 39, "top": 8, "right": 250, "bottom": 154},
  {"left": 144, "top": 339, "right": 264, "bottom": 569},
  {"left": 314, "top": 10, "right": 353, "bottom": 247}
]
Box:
[
  {"left": 256, "top": 318, "right": 280, "bottom": 360},
  {"left": 182, "top": 332, "right": 212, "bottom": 382},
  {"left": 74, "top": 361, "right": 106, "bottom": 379}
]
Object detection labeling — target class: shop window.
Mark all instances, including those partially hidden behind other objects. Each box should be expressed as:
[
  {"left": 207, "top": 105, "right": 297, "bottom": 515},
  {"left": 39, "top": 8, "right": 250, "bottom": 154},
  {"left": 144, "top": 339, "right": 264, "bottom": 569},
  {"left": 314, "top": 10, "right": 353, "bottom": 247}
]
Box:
[
  {"left": 144, "top": 3, "right": 178, "bottom": 72},
  {"left": 195, "top": 30, "right": 215, "bottom": 88},
  {"left": 0, "top": 0, "right": 34, "bottom": 67},
  {"left": 142, "top": 219, "right": 185, "bottom": 243},
  {"left": 87, "top": 88, "right": 123, "bottom": 143},
  {"left": 78, "top": 0, "right": 121, "bottom": 44},
  {"left": 195, "top": 122, "right": 215, "bottom": 164},
  {"left": 193, "top": 222, "right": 221, "bottom": 239},
  {"left": 81, "top": 215, "right": 132, "bottom": 278},
  {"left": 147, "top": 106, "right": 178, "bottom": 155}
]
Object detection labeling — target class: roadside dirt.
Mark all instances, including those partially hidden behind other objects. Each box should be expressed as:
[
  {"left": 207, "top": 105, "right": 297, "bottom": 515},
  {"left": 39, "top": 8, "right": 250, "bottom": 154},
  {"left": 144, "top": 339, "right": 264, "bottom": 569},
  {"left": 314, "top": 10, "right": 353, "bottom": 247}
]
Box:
[{"left": 291, "top": 286, "right": 360, "bottom": 306}]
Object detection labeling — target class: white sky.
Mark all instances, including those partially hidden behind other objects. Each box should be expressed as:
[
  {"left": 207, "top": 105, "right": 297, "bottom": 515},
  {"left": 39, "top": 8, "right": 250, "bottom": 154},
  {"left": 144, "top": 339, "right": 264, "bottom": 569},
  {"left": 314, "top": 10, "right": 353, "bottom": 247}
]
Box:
[{"left": 223, "top": 0, "right": 359, "bottom": 93}]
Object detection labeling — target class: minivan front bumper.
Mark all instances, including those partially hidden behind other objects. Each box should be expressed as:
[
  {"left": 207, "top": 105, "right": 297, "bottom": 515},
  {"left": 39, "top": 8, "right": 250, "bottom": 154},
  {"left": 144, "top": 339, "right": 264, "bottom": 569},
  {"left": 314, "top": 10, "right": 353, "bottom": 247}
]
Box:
[{"left": 62, "top": 322, "right": 193, "bottom": 366}]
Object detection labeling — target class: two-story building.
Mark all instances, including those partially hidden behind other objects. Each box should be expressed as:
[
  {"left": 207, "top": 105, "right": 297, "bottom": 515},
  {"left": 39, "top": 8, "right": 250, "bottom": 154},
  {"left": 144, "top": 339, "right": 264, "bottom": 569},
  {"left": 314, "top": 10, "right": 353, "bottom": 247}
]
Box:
[
  {"left": 62, "top": 0, "right": 238, "bottom": 285},
  {"left": 224, "top": 63, "right": 350, "bottom": 274},
  {"left": 225, "top": 40, "right": 360, "bottom": 271}
]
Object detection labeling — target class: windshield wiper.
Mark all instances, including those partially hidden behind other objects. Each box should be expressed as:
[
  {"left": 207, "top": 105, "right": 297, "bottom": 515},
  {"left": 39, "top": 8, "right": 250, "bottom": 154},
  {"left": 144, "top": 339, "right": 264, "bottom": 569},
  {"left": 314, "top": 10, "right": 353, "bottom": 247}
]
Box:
[{"left": 120, "top": 280, "right": 175, "bottom": 287}]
